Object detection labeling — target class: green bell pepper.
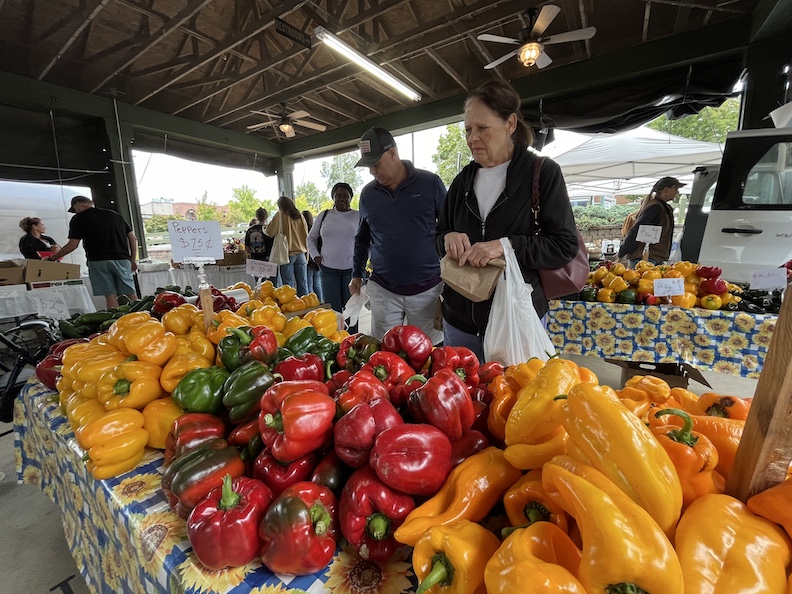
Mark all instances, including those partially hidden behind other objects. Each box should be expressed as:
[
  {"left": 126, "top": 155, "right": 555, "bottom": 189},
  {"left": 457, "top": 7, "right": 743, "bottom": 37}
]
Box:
[
  {"left": 312, "top": 337, "right": 339, "bottom": 365},
  {"left": 218, "top": 326, "right": 253, "bottom": 372},
  {"left": 284, "top": 326, "right": 321, "bottom": 357},
  {"left": 172, "top": 366, "right": 231, "bottom": 415},
  {"left": 222, "top": 360, "right": 277, "bottom": 423}
]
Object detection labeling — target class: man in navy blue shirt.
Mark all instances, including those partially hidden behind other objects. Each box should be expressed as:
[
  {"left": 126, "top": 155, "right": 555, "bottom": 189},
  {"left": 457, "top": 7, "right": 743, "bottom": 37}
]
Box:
[{"left": 350, "top": 127, "right": 446, "bottom": 343}]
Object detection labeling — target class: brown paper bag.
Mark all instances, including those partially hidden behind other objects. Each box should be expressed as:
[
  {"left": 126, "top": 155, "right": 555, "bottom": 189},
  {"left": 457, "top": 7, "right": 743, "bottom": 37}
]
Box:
[{"left": 440, "top": 255, "right": 506, "bottom": 302}]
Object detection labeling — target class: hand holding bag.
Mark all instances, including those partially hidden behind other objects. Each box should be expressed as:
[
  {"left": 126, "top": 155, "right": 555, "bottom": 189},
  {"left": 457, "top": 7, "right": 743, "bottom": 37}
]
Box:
[
  {"left": 268, "top": 214, "right": 290, "bottom": 265},
  {"left": 483, "top": 238, "right": 555, "bottom": 366},
  {"left": 440, "top": 255, "right": 505, "bottom": 302}
]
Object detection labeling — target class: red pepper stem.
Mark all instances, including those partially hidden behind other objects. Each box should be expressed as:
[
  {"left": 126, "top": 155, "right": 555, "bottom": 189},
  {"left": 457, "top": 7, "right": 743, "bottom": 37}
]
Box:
[
  {"left": 264, "top": 412, "right": 283, "bottom": 433},
  {"left": 310, "top": 502, "right": 332, "bottom": 536},
  {"left": 454, "top": 368, "right": 466, "bottom": 381},
  {"left": 226, "top": 327, "right": 252, "bottom": 345},
  {"left": 655, "top": 408, "right": 698, "bottom": 447},
  {"left": 113, "top": 379, "right": 131, "bottom": 395},
  {"left": 217, "top": 474, "right": 241, "bottom": 510},
  {"left": 365, "top": 512, "right": 392, "bottom": 541},
  {"left": 605, "top": 584, "right": 649, "bottom": 594},
  {"left": 372, "top": 365, "right": 389, "bottom": 382},
  {"left": 416, "top": 554, "right": 454, "bottom": 594}
]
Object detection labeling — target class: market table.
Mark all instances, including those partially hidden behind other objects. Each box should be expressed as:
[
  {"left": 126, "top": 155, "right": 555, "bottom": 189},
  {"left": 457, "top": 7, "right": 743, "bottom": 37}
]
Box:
[
  {"left": 14, "top": 379, "right": 418, "bottom": 594},
  {"left": 547, "top": 299, "right": 777, "bottom": 379},
  {"left": 169, "top": 265, "right": 250, "bottom": 292},
  {"left": 0, "top": 284, "right": 95, "bottom": 319}
]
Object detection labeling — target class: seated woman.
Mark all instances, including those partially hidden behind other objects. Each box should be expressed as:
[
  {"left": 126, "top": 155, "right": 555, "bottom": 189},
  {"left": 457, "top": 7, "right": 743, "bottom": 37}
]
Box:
[{"left": 18, "top": 217, "right": 61, "bottom": 259}]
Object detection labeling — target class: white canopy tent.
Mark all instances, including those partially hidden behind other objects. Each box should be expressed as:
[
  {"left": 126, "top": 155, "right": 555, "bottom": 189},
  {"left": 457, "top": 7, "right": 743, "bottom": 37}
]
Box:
[{"left": 552, "top": 127, "right": 725, "bottom": 196}]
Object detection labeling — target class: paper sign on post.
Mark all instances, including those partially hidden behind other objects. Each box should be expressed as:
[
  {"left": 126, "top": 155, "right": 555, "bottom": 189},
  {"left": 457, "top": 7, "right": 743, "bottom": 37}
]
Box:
[
  {"left": 653, "top": 277, "right": 685, "bottom": 297},
  {"left": 168, "top": 220, "right": 224, "bottom": 263},
  {"left": 636, "top": 225, "right": 662, "bottom": 244},
  {"left": 246, "top": 259, "right": 278, "bottom": 278},
  {"left": 750, "top": 268, "right": 788, "bottom": 290},
  {"left": 33, "top": 290, "right": 70, "bottom": 319}
]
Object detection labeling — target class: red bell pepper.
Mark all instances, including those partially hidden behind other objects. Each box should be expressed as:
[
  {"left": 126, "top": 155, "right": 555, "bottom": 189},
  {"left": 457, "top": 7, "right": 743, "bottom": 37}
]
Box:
[
  {"left": 339, "top": 466, "right": 415, "bottom": 562},
  {"left": 381, "top": 325, "right": 433, "bottom": 372},
  {"left": 274, "top": 353, "right": 324, "bottom": 382},
  {"left": 369, "top": 423, "right": 453, "bottom": 496},
  {"left": 246, "top": 325, "right": 278, "bottom": 365},
  {"left": 407, "top": 369, "right": 475, "bottom": 440},
  {"left": 335, "top": 370, "right": 390, "bottom": 415},
  {"left": 325, "top": 369, "right": 352, "bottom": 394},
  {"left": 470, "top": 384, "right": 494, "bottom": 405},
  {"left": 700, "top": 277, "right": 729, "bottom": 295},
  {"left": 697, "top": 265, "right": 722, "bottom": 278},
  {"left": 334, "top": 398, "right": 403, "bottom": 468},
  {"left": 164, "top": 413, "right": 227, "bottom": 465},
  {"left": 335, "top": 333, "right": 359, "bottom": 370},
  {"left": 35, "top": 354, "right": 61, "bottom": 390},
  {"left": 479, "top": 361, "right": 505, "bottom": 384},
  {"left": 311, "top": 450, "right": 352, "bottom": 495},
  {"left": 187, "top": 474, "right": 273, "bottom": 570},
  {"left": 360, "top": 351, "right": 415, "bottom": 392},
  {"left": 390, "top": 373, "right": 426, "bottom": 410},
  {"left": 197, "top": 286, "right": 238, "bottom": 313},
  {"left": 227, "top": 419, "right": 264, "bottom": 474},
  {"left": 253, "top": 450, "right": 318, "bottom": 498},
  {"left": 152, "top": 290, "right": 187, "bottom": 316},
  {"left": 259, "top": 481, "right": 338, "bottom": 575},
  {"left": 259, "top": 380, "right": 335, "bottom": 463},
  {"left": 449, "top": 429, "right": 490, "bottom": 467},
  {"left": 430, "top": 346, "right": 480, "bottom": 389}
]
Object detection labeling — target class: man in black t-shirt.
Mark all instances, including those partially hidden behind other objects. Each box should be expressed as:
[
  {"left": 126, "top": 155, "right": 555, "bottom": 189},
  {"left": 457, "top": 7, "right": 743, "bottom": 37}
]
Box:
[{"left": 46, "top": 196, "right": 138, "bottom": 308}]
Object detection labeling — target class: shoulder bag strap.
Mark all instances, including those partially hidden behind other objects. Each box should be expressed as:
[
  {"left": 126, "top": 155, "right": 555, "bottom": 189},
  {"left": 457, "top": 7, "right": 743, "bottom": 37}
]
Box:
[
  {"left": 532, "top": 156, "right": 545, "bottom": 235},
  {"left": 317, "top": 209, "right": 329, "bottom": 233}
]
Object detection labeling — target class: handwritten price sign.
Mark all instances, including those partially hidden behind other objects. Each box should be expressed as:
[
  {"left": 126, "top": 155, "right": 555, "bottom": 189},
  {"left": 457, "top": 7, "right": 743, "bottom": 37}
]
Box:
[
  {"left": 653, "top": 277, "right": 685, "bottom": 297},
  {"left": 32, "top": 290, "right": 70, "bottom": 319},
  {"left": 750, "top": 268, "right": 787, "bottom": 290},
  {"left": 246, "top": 259, "right": 278, "bottom": 278},
  {"left": 168, "top": 220, "right": 224, "bottom": 262},
  {"left": 636, "top": 225, "right": 662, "bottom": 245}
]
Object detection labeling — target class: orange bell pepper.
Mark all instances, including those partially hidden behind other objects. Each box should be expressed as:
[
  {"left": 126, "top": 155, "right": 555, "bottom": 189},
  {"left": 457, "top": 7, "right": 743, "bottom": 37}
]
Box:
[
  {"left": 670, "top": 292, "right": 697, "bottom": 308},
  {"left": 747, "top": 477, "right": 792, "bottom": 540},
  {"left": 106, "top": 312, "right": 152, "bottom": 354},
  {"left": 695, "top": 392, "right": 751, "bottom": 420}
]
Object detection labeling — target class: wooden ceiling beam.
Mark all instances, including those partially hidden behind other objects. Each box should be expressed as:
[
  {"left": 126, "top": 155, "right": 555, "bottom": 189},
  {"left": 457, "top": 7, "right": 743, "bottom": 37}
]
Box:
[
  {"left": 425, "top": 48, "right": 468, "bottom": 92},
  {"left": 302, "top": 93, "right": 359, "bottom": 121},
  {"left": 38, "top": 0, "right": 111, "bottom": 79}
]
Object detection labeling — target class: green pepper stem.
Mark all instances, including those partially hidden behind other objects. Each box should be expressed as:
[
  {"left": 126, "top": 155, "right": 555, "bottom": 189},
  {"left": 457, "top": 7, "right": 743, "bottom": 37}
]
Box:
[
  {"left": 406, "top": 374, "right": 427, "bottom": 385},
  {"left": 217, "top": 474, "right": 240, "bottom": 510},
  {"left": 605, "top": 584, "right": 649, "bottom": 594},
  {"left": 226, "top": 326, "right": 252, "bottom": 345},
  {"left": 416, "top": 554, "right": 454, "bottom": 594},
  {"left": 525, "top": 501, "right": 550, "bottom": 524},
  {"left": 264, "top": 412, "right": 283, "bottom": 433},
  {"left": 113, "top": 379, "right": 131, "bottom": 395},
  {"left": 501, "top": 525, "right": 526, "bottom": 538},
  {"left": 310, "top": 502, "right": 332, "bottom": 536},
  {"left": 553, "top": 394, "right": 569, "bottom": 401},
  {"left": 366, "top": 512, "right": 392, "bottom": 541},
  {"left": 655, "top": 408, "right": 698, "bottom": 447},
  {"left": 373, "top": 365, "right": 389, "bottom": 382}
]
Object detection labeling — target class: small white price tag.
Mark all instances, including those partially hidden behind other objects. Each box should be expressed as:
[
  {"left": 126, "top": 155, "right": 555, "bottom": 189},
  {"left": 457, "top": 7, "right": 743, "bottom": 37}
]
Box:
[
  {"left": 32, "top": 290, "right": 70, "bottom": 319},
  {"left": 636, "top": 225, "right": 662, "bottom": 244},
  {"left": 246, "top": 259, "right": 278, "bottom": 278},
  {"left": 750, "top": 268, "right": 788, "bottom": 290},
  {"left": 653, "top": 277, "right": 685, "bottom": 297}
]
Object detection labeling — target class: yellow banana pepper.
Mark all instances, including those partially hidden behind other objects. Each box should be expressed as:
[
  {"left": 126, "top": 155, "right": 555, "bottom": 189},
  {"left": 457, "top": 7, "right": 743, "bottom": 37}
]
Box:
[
  {"left": 542, "top": 457, "right": 684, "bottom": 593},
  {"left": 205, "top": 310, "right": 248, "bottom": 344},
  {"left": 503, "top": 427, "right": 568, "bottom": 470},
  {"left": 303, "top": 308, "right": 338, "bottom": 337},
  {"left": 281, "top": 296, "right": 307, "bottom": 312},
  {"left": 161, "top": 303, "right": 199, "bottom": 335},
  {"left": 282, "top": 316, "right": 312, "bottom": 340},
  {"left": 503, "top": 469, "right": 569, "bottom": 533},
  {"left": 273, "top": 284, "right": 297, "bottom": 305},
  {"left": 96, "top": 360, "right": 165, "bottom": 410},
  {"left": 76, "top": 408, "right": 148, "bottom": 480},
  {"left": 141, "top": 397, "right": 184, "bottom": 449},
  {"left": 394, "top": 447, "right": 521, "bottom": 547},
  {"left": 124, "top": 319, "right": 178, "bottom": 366},
  {"left": 412, "top": 520, "right": 501, "bottom": 594},
  {"left": 560, "top": 382, "right": 683, "bottom": 538},
  {"left": 248, "top": 304, "right": 287, "bottom": 332},
  {"left": 160, "top": 351, "right": 212, "bottom": 393},
  {"left": 106, "top": 312, "right": 152, "bottom": 354}
]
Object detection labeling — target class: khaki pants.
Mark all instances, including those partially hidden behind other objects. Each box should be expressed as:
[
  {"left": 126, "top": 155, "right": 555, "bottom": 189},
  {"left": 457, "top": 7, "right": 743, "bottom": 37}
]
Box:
[{"left": 366, "top": 280, "right": 443, "bottom": 344}]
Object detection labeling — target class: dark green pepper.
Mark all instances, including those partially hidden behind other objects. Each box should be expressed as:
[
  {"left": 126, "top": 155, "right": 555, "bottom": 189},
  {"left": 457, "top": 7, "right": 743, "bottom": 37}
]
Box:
[
  {"left": 284, "top": 326, "right": 321, "bottom": 357},
  {"left": 172, "top": 366, "right": 231, "bottom": 414},
  {"left": 312, "top": 337, "right": 339, "bottom": 364},
  {"left": 222, "top": 360, "right": 277, "bottom": 423},
  {"left": 218, "top": 326, "right": 253, "bottom": 371},
  {"left": 345, "top": 334, "right": 381, "bottom": 372}
]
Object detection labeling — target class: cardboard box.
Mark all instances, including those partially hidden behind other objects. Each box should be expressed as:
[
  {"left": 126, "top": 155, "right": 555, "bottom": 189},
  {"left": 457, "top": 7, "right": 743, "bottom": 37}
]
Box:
[
  {"left": 0, "top": 261, "right": 25, "bottom": 286},
  {"left": 24, "top": 260, "right": 81, "bottom": 283},
  {"left": 606, "top": 358, "right": 712, "bottom": 389},
  {"left": 216, "top": 252, "right": 246, "bottom": 266},
  {"left": 29, "top": 279, "right": 85, "bottom": 289}
]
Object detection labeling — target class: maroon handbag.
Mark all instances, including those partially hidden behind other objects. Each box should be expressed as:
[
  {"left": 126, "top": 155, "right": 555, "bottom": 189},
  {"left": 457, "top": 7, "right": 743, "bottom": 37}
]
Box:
[{"left": 532, "top": 158, "right": 590, "bottom": 300}]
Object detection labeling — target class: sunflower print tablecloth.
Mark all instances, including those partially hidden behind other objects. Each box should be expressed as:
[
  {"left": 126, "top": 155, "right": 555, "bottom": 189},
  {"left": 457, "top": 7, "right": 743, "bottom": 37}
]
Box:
[
  {"left": 546, "top": 300, "right": 776, "bottom": 379},
  {"left": 14, "top": 379, "right": 418, "bottom": 594}
]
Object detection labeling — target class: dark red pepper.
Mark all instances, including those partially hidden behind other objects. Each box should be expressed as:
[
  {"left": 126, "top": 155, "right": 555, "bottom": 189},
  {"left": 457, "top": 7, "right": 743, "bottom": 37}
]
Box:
[
  {"left": 35, "top": 354, "right": 61, "bottom": 391},
  {"left": 227, "top": 419, "right": 264, "bottom": 474},
  {"left": 246, "top": 325, "right": 278, "bottom": 365},
  {"left": 253, "top": 450, "right": 318, "bottom": 498},
  {"left": 381, "top": 325, "right": 433, "bottom": 372},
  {"left": 360, "top": 351, "right": 415, "bottom": 392},
  {"left": 259, "top": 481, "right": 338, "bottom": 575},
  {"left": 696, "top": 266, "right": 722, "bottom": 278},
  {"left": 389, "top": 373, "right": 426, "bottom": 410},
  {"left": 479, "top": 361, "right": 505, "bottom": 385},
  {"left": 344, "top": 334, "right": 381, "bottom": 372},
  {"left": 334, "top": 398, "right": 403, "bottom": 468},
  {"left": 164, "top": 413, "right": 227, "bottom": 465},
  {"left": 369, "top": 423, "right": 453, "bottom": 496},
  {"left": 274, "top": 353, "right": 325, "bottom": 382},
  {"left": 339, "top": 466, "right": 415, "bottom": 562},
  {"left": 449, "top": 430, "right": 490, "bottom": 467},
  {"left": 152, "top": 290, "right": 187, "bottom": 316},
  {"left": 430, "top": 346, "right": 480, "bottom": 389},
  {"left": 407, "top": 369, "right": 476, "bottom": 440},
  {"left": 325, "top": 369, "right": 352, "bottom": 394},
  {"left": 310, "top": 450, "right": 352, "bottom": 495},
  {"left": 187, "top": 474, "right": 273, "bottom": 570},
  {"left": 335, "top": 370, "right": 390, "bottom": 416},
  {"left": 335, "top": 333, "right": 359, "bottom": 370}
]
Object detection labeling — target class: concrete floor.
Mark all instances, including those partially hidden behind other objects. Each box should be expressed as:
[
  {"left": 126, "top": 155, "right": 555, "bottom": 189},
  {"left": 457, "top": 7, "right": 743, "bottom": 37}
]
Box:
[{"left": 0, "top": 305, "right": 760, "bottom": 594}]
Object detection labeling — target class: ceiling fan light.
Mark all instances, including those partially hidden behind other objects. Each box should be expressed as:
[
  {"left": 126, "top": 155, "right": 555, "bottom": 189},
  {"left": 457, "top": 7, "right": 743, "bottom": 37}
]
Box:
[
  {"left": 278, "top": 122, "right": 294, "bottom": 135},
  {"left": 518, "top": 41, "right": 543, "bottom": 67}
]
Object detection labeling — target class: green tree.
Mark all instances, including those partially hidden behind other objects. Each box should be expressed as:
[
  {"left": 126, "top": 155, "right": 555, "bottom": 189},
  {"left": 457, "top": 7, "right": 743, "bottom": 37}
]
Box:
[
  {"left": 647, "top": 98, "right": 740, "bottom": 145},
  {"left": 227, "top": 184, "right": 262, "bottom": 226},
  {"left": 143, "top": 213, "right": 181, "bottom": 233},
  {"left": 320, "top": 152, "right": 362, "bottom": 196},
  {"left": 295, "top": 181, "right": 330, "bottom": 213},
  {"left": 432, "top": 123, "right": 469, "bottom": 187},
  {"left": 195, "top": 192, "right": 221, "bottom": 221}
]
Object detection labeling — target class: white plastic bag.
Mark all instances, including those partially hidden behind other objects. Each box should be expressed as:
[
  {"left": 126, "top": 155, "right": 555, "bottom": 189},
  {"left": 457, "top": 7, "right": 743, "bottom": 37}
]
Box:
[
  {"left": 342, "top": 285, "right": 369, "bottom": 327},
  {"left": 484, "top": 238, "right": 555, "bottom": 366}
]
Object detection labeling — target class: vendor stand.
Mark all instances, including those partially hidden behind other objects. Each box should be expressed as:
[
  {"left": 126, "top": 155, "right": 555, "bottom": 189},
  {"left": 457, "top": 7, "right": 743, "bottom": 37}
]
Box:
[
  {"left": 0, "top": 283, "right": 95, "bottom": 319},
  {"left": 169, "top": 265, "right": 249, "bottom": 293},
  {"left": 546, "top": 299, "right": 776, "bottom": 379}
]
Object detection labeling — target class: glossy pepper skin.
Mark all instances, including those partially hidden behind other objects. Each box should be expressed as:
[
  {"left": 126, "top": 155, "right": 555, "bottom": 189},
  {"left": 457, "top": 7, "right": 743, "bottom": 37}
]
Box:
[
  {"left": 484, "top": 521, "right": 585, "bottom": 594},
  {"left": 152, "top": 290, "right": 187, "bottom": 316},
  {"left": 160, "top": 352, "right": 212, "bottom": 393},
  {"left": 164, "top": 412, "right": 227, "bottom": 465},
  {"left": 503, "top": 469, "right": 569, "bottom": 533},
  {"left": 335, "top": 333, "right": 358, "bottom": 370},
  {"left": 561, "top": 383, "right": 683, "bottom": 538},
  {"left": 259, "top": 481, "right": 338, "bottom": 575},
  {"left": 245, "top": 325, "right": 279, "bottom": 365},
  {"left": 311, "top": 450, "right": 352, "bottom": 495},
  {"left": 369, "top": 423, "right": 453, "bottom": 496},
  {"left": 253, "top": 450, "right": 318, "bottom": 498},
  {"left": 360, "top": 351, "right": 415, "bottom": 392},
  {"left": 124, "top": 319, "right": 179, "bottom": 366},
  {"left": 35, "top": 353, "right": 61, "bottom": 390},
  {"left": 381, "top": 325, "right": 433, "bottom": 372},
  {"left": 449, "top": 429, "right": 490, "bottom": 468},
  {"left": 695, "top": 392, "right": 751, "bottom": 420},
  {"left": 430, "top": 346, "right": 480, "bottom": 389},
  {"left": 413, "top": 519, "right": 501, "bottom": 594},
  {"left": 748, "top": 477, "right": 792, "bottom": 539},
  {"left": 394, "top": 447, "right": 521, "bottom": 547},
  {"left": 162, "top": 303, "right": 199, "bottom": 335},
  {"left": 334, "top": 398, "right": 403, "bottom": 468},
  {"left": 218, "top": 326, "right": 254, "bottom": 371},
  {"left": 259, "top": 380, "right": 335, "bottom": 463},
  {"left": 408, "top": 369, "right": 475, "bottom": 440},
  {"left": 542, "top": 457, "right": 684, "bottom": 594},
  {"left": 141, "top": 397, "right": 184, "bottom": 449},
  {"left": 339, "top": 466, "right": 416, "bottom": 562},
  {"left": 76, "top": 408, "right": 149, "bottom": 480},
  {"left": 187, "top": 474, "right": 273, "bottom": 570},
  {"left": 222, "top": 360, "right": 277, "bottom": 424},
  {"left": 335, "top": 370, "right": 390, "bottom": 415},
  {"left": 676, "top": 494, "right": 792, "bottom": 594},
  {"left": 487, "top": 358, "right": 546, "bottom": 443},
  {"left": 274, "top": 353, "right": 325, "bottom": 382},
  {"left": 344, "top": 334, "right": 381, "bottom": 372},
  {"left": 172, "top": 366, "right": 231, "bottom": 415},
  {"left": 389, "top": 373, "right": 426, "bottom": 410},
  {"left": 96, "top": 360, "right": 166, "bottom": 410}
]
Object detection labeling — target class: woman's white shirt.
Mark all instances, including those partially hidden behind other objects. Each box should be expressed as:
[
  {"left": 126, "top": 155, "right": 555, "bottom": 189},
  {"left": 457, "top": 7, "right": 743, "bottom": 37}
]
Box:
[
  {"left": 473, "top": 160, "right": 509, "bottom": 221},
  {"left": 306, "top": 208, "right": 360, "bottom": 270}
]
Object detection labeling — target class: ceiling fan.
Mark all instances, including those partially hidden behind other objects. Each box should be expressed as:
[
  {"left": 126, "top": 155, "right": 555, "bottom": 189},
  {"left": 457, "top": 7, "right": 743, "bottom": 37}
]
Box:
[
  {"left": 477, "top": 4, "right": 596, "bottom": 70},
  {"left": 246, "top": 104, "right": 327, "bottom": 137}
]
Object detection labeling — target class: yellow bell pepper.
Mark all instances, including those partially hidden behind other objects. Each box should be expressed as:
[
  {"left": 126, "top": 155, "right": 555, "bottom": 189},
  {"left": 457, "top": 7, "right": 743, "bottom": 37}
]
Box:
[
  {"left": 303, "top": 308, "right": 338, "bottom": 338},
  {"left": 236, "top": 299, "right": 267, "bottom": 318},
  {"left": 281, "top": 296, "right": 307, "bottom": 312},
  {"left": 503, "top": 468, "right": 569, "bottom": 533},
  {"left": 61, "top": 342, "right": 120, "bottom": 380},
  {"left": 328, "top": 330, "right": 350, "bottom": 343},
  {"left": 249, "top": 304, "right": 287, "bottom": 332},
  {"left": 76, "top": 408, "right": 148, "bottom": 480},
  {"left": 73, "top": 351, "right": 129, "bottom": 390},
  {"left": 484, "top": 522, "right": 585, "bottom": 594},
  {"left": 256, "top": 279, "right": 275, "bottom": 299},
  {"left": 503, "top": 427, "right": 568, "bottom": 471},
  {"left": 282, "top": 316, "right": 312, "bottom": 340},
  {"left": 162, "top": 303, "right": 199, "bottom": 335},
  {"left": 394, "top": 447, "right": 521, "bottom": 547},
  {"left": 670, "top": 291, "right": 697, "bottom": 308},
  {"left": 160, "top": 352, "right": 212, "bottom": 393},
  {"left": 676, "top": 494, "right": 792, "bottom": 594},
  {"left": 273, "top": 332, "right": 286, "bottom": 347},
  {"left": 205, "top": 310, "right": 248, "bottom": 344},
  {"left": 66, "top": 395, "right": 107, "bottom": 432},
  {"left": 673, "top": 260, "right": 697, "bottom": 277},
  {"left": 124, "top": 319, "right": 179, "bottom": 366},
  {"left": 412, "top": 520, "right": 501, "bottom": 594},
  {"left": 542, "top": 457, "right": 683, "bottom": 593},
  {"left": 106, "top": 312, "right": 152, "bottom": 354},
  {"left": 559, "top": 382, "right": 683, "bottom": 538},
  {"left": 302, "top": 292, "right": 321, "bottom": 308},
  {"left": 174, "top": 330, "right": 215, "bottom": 360},
  {"left": 141, "top": 398, "right": 184, "bottom": 449},
  {"left": 273, "top": 284, "right": 297, "bottom": 305},
  {"left": 96, "top": 360, "right": 165, "bottom": 410},
  {"left": 591, "top": 267, "right": 609, "bottom": 283},
  {"left": 229, "top": 281, "right": 253, "bottom": 300}
]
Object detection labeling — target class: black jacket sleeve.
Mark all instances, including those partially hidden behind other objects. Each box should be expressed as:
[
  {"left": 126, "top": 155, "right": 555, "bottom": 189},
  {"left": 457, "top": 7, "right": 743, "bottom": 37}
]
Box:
[{"left": 19, "top": 235, "right": 42, "bottom": 259}]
